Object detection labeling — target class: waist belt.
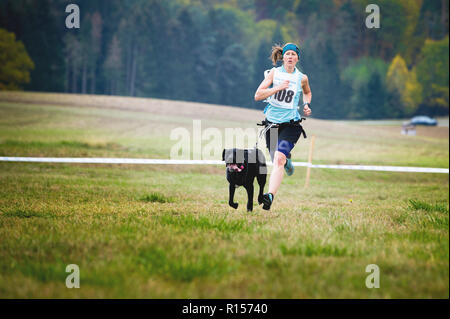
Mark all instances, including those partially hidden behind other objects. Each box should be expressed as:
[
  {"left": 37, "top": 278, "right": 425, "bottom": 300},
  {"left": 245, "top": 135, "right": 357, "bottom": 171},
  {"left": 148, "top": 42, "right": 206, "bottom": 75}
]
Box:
[{"left": 257, "top": 118, "right": 307, "bottom": 139}]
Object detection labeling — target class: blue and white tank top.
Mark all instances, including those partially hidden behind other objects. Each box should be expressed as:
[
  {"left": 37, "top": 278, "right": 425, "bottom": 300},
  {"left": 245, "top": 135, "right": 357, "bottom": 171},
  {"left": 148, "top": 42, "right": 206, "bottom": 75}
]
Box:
[{"left": 263, "top": 65, "right": 304, "bottom": 124}]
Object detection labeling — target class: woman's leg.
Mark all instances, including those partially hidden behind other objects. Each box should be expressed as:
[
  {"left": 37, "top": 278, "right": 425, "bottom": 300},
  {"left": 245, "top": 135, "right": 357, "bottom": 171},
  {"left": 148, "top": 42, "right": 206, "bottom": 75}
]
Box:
[
  {"left": 268, "top": 151, "right": 286, "bottom": 195},
  {"left": 263, "top": 125, "right": 303, "bottom": 209}
]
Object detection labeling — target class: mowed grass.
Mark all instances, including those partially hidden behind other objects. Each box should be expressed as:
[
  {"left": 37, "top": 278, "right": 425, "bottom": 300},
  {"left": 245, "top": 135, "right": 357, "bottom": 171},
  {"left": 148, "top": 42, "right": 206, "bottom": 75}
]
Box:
[
  {"left": 0, "top": 91, "right": 448, "bottom": 167},
  {"left": 0, "top": 92, "right": 448, "bottom": 298}
]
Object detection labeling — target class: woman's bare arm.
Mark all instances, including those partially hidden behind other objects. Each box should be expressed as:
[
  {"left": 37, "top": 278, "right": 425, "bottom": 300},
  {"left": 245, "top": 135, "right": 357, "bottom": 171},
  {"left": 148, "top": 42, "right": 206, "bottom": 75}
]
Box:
[
  {"left": 301, "top": 75, "right": 312, "bottom": 116},
  {"left": 254, "top": 69, "right": 289, "bottom": 101}
]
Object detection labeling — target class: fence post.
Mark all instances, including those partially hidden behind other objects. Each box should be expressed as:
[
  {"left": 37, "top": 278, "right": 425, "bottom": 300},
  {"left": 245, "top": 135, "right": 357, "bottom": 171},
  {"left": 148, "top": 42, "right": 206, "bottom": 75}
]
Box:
[{"left": 304, "top": 135, "right": 316, "bottom": 188}]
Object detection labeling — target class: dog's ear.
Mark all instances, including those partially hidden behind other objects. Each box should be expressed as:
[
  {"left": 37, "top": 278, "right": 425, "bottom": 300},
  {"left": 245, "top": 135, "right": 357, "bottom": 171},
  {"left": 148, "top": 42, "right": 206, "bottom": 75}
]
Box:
[{"left": 222, "top": 149, "right": 225, "bottom": 161}]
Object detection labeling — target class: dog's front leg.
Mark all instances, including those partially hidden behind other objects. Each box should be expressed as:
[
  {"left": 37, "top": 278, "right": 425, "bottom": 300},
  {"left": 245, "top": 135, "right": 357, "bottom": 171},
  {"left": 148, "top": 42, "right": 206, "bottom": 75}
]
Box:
[
  {"left": 244, "top": 183, "right": 254, "bottom": 212},
  {"left": 229, "top": 184, "right": 238, "bottom": 209},
  {"left": 257, "top": 173, "right": 266, "bottom": 205}
]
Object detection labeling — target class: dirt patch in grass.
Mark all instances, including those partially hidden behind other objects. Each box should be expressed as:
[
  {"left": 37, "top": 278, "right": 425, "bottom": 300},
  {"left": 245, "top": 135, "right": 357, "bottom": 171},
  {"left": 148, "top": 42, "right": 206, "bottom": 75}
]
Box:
[
  {"left": 139, "top": 193, "right": 175, "bottom": 203},
  {"left": 1, "top": 209, "right": 56, "bottom": 219}
]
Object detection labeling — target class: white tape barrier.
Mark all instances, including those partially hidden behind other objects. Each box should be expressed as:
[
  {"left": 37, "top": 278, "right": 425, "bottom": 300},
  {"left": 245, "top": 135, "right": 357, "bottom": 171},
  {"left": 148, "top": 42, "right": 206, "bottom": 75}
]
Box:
[
  {"left": 303, "top": 163, "right": 448, "bottom": 174},
  {"left": 0, "top": 157, "right": 448, "bottom": 174},
  {"left": 0, "top": 157, "right": 223, "bottom": 165}
]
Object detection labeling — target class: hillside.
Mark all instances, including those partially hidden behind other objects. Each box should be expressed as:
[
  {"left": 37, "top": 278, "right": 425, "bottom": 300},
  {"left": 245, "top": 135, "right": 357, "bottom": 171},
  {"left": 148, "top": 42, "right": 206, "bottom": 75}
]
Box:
[{"left": 0, "top": 92, "right": 448, "bottom": 168}]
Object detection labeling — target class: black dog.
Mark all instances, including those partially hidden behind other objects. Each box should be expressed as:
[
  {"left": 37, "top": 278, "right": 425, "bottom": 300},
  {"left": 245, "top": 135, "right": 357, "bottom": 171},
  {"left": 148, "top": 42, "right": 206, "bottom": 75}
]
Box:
[{"left": 222, "top": 148, "right": 267, "bottom": 212}]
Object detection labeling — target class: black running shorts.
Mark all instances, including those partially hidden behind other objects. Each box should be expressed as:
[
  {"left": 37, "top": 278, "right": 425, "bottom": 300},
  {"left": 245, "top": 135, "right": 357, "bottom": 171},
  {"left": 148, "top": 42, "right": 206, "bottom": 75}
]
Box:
[{"left": 265, "top": 122, "right": 304, "bottom": 160}]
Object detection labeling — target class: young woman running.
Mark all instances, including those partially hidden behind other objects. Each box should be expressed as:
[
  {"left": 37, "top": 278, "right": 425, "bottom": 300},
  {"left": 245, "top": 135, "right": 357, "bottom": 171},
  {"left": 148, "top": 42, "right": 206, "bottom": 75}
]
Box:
[{"left": 254, "top": 43, "right": 312, "bottom": 210}]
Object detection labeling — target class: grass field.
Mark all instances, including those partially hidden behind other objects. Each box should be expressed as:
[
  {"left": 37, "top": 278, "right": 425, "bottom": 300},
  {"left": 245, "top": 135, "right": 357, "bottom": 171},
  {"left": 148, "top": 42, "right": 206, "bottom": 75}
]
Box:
[{"left": 0, "top": 92, "right": 448, "bottom": 298}]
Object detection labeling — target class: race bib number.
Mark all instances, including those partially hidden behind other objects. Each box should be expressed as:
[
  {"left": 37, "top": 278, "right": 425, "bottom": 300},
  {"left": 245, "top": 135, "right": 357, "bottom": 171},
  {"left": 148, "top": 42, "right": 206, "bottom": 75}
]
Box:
[{"left": 267, "top": 69, "right": 298, "bottom": 109}]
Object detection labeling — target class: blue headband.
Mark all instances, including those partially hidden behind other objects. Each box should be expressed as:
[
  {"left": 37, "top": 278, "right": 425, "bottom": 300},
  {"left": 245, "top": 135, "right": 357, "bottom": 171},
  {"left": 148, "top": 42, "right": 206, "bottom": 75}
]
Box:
[{"left": 282, "top": 44, "right": 300, "bottom": 58}]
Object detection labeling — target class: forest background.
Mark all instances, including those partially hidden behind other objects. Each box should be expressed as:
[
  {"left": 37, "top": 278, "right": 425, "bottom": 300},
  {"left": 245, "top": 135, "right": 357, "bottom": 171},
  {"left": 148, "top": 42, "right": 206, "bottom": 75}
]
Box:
[{"left": 0, "top": 0, "right": 448, "bottom": 119}]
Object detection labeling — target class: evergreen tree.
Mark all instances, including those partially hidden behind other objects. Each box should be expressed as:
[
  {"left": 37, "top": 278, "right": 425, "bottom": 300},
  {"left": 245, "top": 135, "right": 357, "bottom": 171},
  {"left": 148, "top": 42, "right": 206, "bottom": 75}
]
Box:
[
  {"left": 304, "top": 39, "right": 343, "bottom": 119},
  {"left": 166, "top": 8, "right": 198, "bottom": 101},
  {"left": 366, "top": 72, "right": 388, "bottom": 119},
  {"left": 217, "top": 43, "right": 251, "bottom": 106},
  {"left": 103, "top": 35, "right": 122, "bottom": 95},
  {"left": 416, "top": 36, "right": 449, "bottom": 115},
  {"left": 251, "top": 39, "right": 272, "bottom": 109}
]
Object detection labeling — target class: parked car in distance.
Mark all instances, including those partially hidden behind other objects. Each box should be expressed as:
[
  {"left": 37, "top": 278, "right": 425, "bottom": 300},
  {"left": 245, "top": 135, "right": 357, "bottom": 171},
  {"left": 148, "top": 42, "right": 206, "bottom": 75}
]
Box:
[{"left": 409, "top": 116, "right": 438, "bottom": 126}]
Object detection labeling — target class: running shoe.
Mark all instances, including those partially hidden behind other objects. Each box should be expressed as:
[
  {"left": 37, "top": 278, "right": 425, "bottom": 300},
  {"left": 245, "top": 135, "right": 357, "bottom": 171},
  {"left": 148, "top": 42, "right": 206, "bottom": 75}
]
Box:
[
  {"left": 284, "top": 157, "right": 294, "bottom": 176},
  {"left": 262, "top": 193, "right": 274, "bottom": 210}
]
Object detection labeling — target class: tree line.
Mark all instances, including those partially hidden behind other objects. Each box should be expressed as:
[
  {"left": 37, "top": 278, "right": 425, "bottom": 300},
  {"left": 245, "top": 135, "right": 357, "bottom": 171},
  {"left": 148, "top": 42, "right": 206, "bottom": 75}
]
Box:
[{"left": 0, "top": 0, "right": 448, "bottom": 119}]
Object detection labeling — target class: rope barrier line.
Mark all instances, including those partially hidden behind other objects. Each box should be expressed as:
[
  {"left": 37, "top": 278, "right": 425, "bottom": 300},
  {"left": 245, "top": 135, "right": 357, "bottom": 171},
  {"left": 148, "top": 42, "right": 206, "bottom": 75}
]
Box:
[
  {"left": 0, "top": 157, "right": 448, "bottom": 174},
  {"left": 304, "top": 163, "right": 448, "bottom": 174}
]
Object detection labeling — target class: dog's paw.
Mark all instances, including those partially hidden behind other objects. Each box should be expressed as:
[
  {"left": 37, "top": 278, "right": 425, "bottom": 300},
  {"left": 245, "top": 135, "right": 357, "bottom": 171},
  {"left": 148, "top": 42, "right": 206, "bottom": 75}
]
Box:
[
  {"left": 229, "top": 202, "right": 238, "bottom": 209},
  {"left": 258, "top": 195, "right": 264, "bottom": 205},
  {"left": 247, "top": 207, "right": 253, "bottom": 212}
]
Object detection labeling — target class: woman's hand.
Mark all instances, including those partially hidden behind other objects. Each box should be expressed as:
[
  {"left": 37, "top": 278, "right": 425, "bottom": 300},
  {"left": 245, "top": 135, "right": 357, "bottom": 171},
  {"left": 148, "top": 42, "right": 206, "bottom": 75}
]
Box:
[
  {"left": 276, "top": 80, "right": 289, "bottom": 91},
  {"left": 301, "top": 75, "right": 312, "bottom": 116},
  {"left": 303, "top": 103, "right": 311, "bottom": 116}
]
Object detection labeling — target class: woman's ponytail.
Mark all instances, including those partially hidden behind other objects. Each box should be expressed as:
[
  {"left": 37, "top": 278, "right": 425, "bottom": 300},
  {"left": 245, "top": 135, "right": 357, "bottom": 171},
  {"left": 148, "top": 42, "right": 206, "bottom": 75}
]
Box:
[{"left": 270, "top": 44, "right": 283, "bottom": 66}]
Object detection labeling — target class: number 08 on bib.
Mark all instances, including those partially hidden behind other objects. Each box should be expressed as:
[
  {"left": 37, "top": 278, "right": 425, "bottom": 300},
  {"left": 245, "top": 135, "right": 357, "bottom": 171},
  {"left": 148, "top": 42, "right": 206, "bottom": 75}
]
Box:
[{"left": 267, "top": 68, "right": 299, "bottom": 109}]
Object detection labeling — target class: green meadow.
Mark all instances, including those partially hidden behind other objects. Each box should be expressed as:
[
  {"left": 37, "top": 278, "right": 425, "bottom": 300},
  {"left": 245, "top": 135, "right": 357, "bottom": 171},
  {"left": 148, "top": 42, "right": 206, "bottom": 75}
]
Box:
[{"left": 0, "top": 92, "right": 448, "bottom": 298}]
